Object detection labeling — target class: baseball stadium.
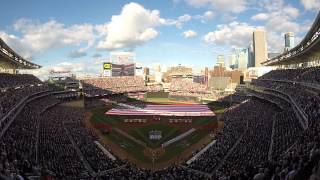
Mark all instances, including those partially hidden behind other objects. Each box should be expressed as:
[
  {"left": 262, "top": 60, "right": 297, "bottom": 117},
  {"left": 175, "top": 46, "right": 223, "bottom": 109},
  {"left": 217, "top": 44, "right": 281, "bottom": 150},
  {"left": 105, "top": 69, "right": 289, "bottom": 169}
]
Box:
[{"left": 0, "top": 1, "right": 320, "bottom": 179}]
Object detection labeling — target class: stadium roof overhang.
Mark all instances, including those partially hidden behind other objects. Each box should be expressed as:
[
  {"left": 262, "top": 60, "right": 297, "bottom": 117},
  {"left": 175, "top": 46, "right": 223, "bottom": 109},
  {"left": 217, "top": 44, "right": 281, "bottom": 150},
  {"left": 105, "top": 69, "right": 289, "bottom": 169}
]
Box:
[
  {"left": 262, "top": 11, "right": 320, "bottom": 66},
  {"left": 0, "top": 38, "right": 41, "bottom": 69}
]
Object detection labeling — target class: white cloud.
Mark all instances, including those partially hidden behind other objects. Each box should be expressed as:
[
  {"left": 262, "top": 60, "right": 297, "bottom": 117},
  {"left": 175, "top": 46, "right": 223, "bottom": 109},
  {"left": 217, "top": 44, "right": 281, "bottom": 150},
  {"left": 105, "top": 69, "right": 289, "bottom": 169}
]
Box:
[
  {"left": 92, "top": 53, "right": 102, "bottom": 58},
  {"left": 0, "top": 2, "right": 196, "bottom": 58},
  {"left": 204, "top": 21, "right": 257, "bottom": 47},
  {"left": 97, "top": 2, "right": 163, "bottom": 50},
  {"left": 265, "top": 31, "right": 283, "bottom": 52},
  {"left": 0, "top": 31, "right": 35, "bottom": 59},
  {"left": 0, "top": 19, "right": 95, "bottom": 59},
  {"left": 68, "top": 49, "right": 87, "bottom": 58},
  {"left": 300, "top": 0, "right": 320, "bottom": 11},
  {"left": 24, "top": 59, "right": 103, "bottom": 80},
  {"left": 194, "top": 11, "right": 215, "bottom": 22},
  {"left": 163, "top": 14, "right": 192, "bottom": 28},
  {"left": 203, "top": 11, "right": 215, "bottom": 20},
  {"left": 203, "top": 20, "right": 293, "bottom": 53},
  {"left": 94, "top": 23, "right": 108, "bottom": 36},
  {"left": 185, "top": 0, "right": 247, "bottom": 13},
  {"left": 249, "top": 0, "right": 305, "bottom": 52},
  {"left": 257, "top": 0, "right": 284, "bottom": 11},
  {"left": 251, "top": 13, "right": 269, "bottom": 21},
  {"left": 182, "top": 30, "right": 198, "bottom": 38},
  {"left": 178, "top": 14, "right": 192, "bottom": 22},
  {"left": 206, "top": 10, "right": 305, "bottom": 53},
  {"left": 283, "top": 6, "right": 300, "bottom": 18},
  {"left": 21, "top": 62, "right": 85, "bottom": 81},
  {"left": 265, "top": 15, "right": 300, "bottom": 33},
  {"left": 260, "top": 4, "right": 302, "bottom": 35}
]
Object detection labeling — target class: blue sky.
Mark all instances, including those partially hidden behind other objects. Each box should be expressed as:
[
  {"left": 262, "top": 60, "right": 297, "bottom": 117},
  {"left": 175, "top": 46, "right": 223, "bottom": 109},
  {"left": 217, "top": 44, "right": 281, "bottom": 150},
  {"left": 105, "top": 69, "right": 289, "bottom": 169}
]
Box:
[{"left": 0, "top": 0, "right": 319, "bottom": 79}]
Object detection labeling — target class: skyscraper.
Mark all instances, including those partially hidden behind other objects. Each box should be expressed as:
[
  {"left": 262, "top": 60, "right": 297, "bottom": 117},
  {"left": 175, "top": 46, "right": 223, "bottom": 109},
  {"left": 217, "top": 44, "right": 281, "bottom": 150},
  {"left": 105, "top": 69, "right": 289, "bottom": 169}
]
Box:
[
  {"left": 228, "top": 54, "right": 237, "bottom": 69},
  {"left": 284, "top": 32, "right": 295, "bottom": 51},
  {"left": 217, "top": 55, "right": 225, "bottom": 67},
  {"left": 143, "top": 67, "right": 150, "bottom": 75},
  {"left": 155, "top": 64, "right": 161, "bottom": 72},
  {"left": 234, "top": 48, "right": 249, "bottom": 70},
  {"left": 248, "top": 42, "right": 254, "bottom": 67},
  {"left": 204, "top": 67, "right": 209, "bottom": 88},
  {"left": 253, "top": 29, "right": 267, "bottom": 67}
]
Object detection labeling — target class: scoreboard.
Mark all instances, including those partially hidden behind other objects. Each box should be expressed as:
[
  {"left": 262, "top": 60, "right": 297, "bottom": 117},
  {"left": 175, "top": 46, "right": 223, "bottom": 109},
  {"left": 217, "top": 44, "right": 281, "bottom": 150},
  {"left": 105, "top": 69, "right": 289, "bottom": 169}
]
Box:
[
  {"left": 103, "top": 63, "right": 112, "bottom": 70},
  {"left": 103, "top": 62, "right": 135, "bottom": 77}
]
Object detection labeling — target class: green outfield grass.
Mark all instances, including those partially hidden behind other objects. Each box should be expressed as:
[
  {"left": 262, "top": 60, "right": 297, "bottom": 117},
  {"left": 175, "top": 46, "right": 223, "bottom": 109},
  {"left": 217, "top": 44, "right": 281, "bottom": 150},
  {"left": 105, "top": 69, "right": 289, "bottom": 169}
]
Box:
[
  {"left": 144, "top": 97, "right": 175, "bottom": 104},
  {"left": 90, "top": 107, "right": 123, "bottom": 126},
  {"left": 158, "top": 129, "right": 208, "bottom": 162},
  {"left": 104, "top": 130, "right": 151, "bottom": 162},
  {"left": 129, "top": 124, "right": 181, "bottom": 148},
  {"left": 207, "top": 102, "right": 229, "bottom": 114},
  {"left": 192, "top": 116, "right": 216, "bottom": 125}
]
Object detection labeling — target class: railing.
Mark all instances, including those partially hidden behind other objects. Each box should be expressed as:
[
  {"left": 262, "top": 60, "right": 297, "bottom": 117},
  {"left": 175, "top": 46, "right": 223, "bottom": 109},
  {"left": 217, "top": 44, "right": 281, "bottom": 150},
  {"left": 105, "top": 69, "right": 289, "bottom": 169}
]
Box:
[
  {"left": 259, "top": 78, "right": 320, "bottom": 91},
  {"left": 0, "top": 90, "right": 75, "bottom": 138},
  {"left": 248, "top": 85, "right": 308, "bottom": 130},
  {"left": 186, "top": 140, "right": 216, "bottom": 165}
]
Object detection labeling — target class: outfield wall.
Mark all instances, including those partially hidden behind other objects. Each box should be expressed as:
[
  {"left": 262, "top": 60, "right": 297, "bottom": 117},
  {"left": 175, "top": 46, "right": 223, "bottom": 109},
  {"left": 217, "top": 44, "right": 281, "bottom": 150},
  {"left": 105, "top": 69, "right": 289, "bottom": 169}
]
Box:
[
  {"left": 168, "top": 95, "right": 199, "bottom": 102},
  {"left": 145, "top": 91, "right": 169, "bottom": 98}
]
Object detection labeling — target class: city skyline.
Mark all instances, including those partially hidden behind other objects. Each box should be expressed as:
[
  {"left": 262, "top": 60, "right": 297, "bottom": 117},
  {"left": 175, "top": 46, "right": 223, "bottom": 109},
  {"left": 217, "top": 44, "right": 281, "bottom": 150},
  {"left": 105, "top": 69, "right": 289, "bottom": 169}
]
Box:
[{"left": 0, "top": 0, "right": 318, "bottom": 79}]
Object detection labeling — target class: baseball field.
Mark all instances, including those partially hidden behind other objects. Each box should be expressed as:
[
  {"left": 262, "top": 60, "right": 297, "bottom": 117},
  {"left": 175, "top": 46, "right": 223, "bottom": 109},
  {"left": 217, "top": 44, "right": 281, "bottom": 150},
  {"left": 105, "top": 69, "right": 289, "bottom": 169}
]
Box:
[{"left": 86, "top": 95, "right": 225, "bottom": 170}]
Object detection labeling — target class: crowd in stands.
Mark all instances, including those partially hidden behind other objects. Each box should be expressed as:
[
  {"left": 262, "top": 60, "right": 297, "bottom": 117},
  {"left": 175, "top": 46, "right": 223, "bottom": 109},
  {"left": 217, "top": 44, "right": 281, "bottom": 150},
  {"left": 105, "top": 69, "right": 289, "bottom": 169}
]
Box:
[
  {"left": 187, "top": 95, "right": 320, "bottom": 180},
  {"left": 0, "top": 85, "right": 49, "bottom": 120},
  {"left": 218, "top": 93, "right": 249, "bottom": 104},
  {"left": 169, "top": 91, "right": 214, "bottom": 99},
  {"left": 185, "top": 67, "right": 320, "bottom": 179},
  {"left": 83, "top": 76, "right": 217, "bottom": 99},
  {"left": 170, "top": 79, "right": 207, "bottom": 93},
  {"left": 82, "top": 76, "right": 149, "bottom": 94},
  {"left": 260, "top": 67, "right": 320, "bottom": 84},
  {"left": 271, "top": 110, "right": 303, "bottom": 160},
  {"left": 202, "top": 68, "right": 319, "bottom": 180},
  {"left": 217, "top": 99, "right": 279, "bottom": 178},
  {"left": 65, "top": 120, "right": 122, "bottom": 173},
  {"left": 169, "top": 78, "right": 216, "bottom": 99},
  {"left": 0, "top": 96, "right": 59, "bottom": 179},
  {"left": 188, "top": 99, "right": 277, "bottom": 174},
  {"left": 248, "top": 89, "right": 292, "bottom": 111},
  {"left": 1, "top": 66, "right": 320, "bottom": 179},
  {"left": 82, "top": 77, "right": 163, "bottom": 97},
  {"left": 0, "top": 73, "right": 41, "bottom": 89},
  {"left": 0, "top": 74, "right": 49, "bottom": 125},
  {"left": 0, "top": 91, "right": 124, "bottom": 179},
  {"left": 252, "top": 75, "right": 320, "bottom": 124},
  {"left": 101, "top": 165, "right": 209, "bottom": 179}
]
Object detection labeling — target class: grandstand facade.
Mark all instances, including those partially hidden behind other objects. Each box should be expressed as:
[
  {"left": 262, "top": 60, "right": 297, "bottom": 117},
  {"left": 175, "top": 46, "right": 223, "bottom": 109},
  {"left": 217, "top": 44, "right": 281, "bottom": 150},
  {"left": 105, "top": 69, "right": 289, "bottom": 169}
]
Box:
[{"left": 0, "top": 38, "right": 41, "bottom": 73}]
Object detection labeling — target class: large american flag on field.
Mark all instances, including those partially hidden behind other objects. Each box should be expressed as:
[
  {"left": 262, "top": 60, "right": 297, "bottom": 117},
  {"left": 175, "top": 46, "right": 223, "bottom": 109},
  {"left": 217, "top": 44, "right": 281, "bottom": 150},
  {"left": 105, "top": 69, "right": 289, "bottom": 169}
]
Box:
[{"left": 106, "top": 104, "right": 215, "bottom": 117}]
